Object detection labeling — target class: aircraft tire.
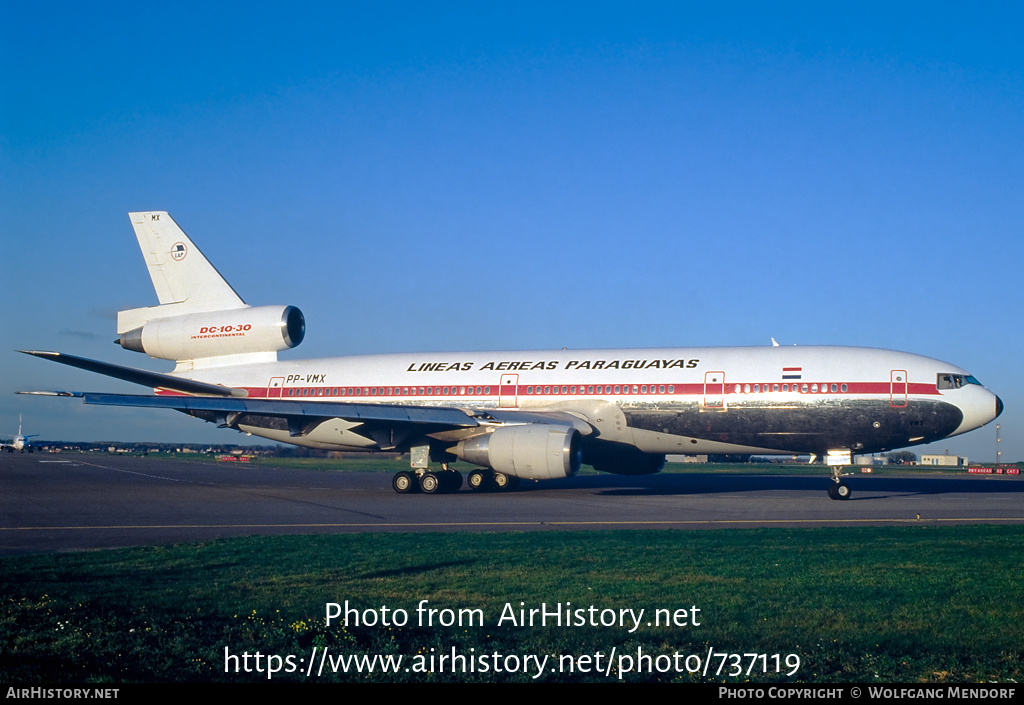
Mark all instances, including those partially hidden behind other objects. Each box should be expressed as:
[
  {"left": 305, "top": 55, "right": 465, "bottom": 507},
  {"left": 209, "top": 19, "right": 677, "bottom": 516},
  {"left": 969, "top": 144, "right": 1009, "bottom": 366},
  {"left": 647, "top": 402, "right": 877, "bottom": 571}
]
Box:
[
  {"left": 493, "top": 472, "right": 510, "bottom": 490},
  {"left": 468, "top": 470, "right": 489, "bottom": 491},
  {"left": 420, "top": 472, "right": 441, "bottom": 494},
  {"left": 443, "top": 470, "right": 463, "bottom": 493},
  {"left": 828, "top": 483, "right": 851, "bottom": 500},
  {"left": 393, "top": 471, "right": 416, "bottom": 494}
]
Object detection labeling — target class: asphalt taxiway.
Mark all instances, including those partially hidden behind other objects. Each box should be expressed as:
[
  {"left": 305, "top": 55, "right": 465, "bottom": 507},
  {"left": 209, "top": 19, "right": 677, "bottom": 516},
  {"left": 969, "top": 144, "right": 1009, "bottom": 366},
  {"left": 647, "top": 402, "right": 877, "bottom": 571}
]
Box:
[{"left": 2, "top": 453, "right": 1022, "bottom": 554}]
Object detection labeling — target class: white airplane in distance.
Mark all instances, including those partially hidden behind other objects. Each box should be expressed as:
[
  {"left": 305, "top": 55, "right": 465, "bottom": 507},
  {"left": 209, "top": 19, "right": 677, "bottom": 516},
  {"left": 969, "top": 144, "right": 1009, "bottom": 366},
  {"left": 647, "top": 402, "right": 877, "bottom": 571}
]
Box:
[
  {"left": 2, "top": 415, "right": 38, "bottom": 453},
  {"left": 20, "top": 212, "right": 1003, "bottom": 499}
]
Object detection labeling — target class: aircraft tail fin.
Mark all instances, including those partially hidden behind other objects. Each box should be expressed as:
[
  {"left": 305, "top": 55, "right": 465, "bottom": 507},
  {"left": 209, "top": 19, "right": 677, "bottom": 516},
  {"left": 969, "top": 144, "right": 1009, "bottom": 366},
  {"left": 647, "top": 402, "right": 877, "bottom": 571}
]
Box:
[
  {"left": 118, "top": 212, "right": 246, "bottom": 333},
  {"left": 113, "top": 212, "right": 302, "bottom": 369}
]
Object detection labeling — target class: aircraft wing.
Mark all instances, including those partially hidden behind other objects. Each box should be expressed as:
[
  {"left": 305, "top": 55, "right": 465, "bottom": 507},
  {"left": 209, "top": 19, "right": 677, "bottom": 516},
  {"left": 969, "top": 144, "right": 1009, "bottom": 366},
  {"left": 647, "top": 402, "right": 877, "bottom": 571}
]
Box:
[
  {"left": 76, "top": 392, "right": 483, "bottom": 426},
  {"left": 17, "top": 351, "right": 594, "bottom": 450}
]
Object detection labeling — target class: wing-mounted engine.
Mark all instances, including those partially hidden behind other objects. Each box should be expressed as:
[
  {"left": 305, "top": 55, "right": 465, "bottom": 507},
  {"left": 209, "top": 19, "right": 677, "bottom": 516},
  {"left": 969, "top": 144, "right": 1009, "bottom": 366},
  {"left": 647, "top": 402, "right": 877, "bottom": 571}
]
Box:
[
  {"left": 450, "top": 424, "right": 582, "bottom": 480},
  {"left": 117, "top": 305, "right": 305, "bottom": 363}
]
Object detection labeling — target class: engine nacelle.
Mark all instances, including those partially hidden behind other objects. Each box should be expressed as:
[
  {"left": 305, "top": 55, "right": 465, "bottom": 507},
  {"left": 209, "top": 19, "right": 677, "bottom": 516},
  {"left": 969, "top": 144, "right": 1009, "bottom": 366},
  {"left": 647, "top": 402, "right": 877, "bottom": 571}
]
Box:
[
  {"left": 118, "top": 305, "right": 305, "bottom": 361},
  {"left": 451, "top": 424, "right": 582, "bottom": 480},
  {"left": 584, "top": 442, "right": 666, "bottom": 475}
]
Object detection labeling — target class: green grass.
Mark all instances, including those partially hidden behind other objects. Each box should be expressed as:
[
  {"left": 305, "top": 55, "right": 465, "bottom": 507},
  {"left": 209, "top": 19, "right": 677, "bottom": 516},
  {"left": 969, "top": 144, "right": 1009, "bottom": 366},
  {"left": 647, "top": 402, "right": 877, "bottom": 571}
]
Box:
[{"left": 2, "top": 526, "right": 1021, "bottom": 683}]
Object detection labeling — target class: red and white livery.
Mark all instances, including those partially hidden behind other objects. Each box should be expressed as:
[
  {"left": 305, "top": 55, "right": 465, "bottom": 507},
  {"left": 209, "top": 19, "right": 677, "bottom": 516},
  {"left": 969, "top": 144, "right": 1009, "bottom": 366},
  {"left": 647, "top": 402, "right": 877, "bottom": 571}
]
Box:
[{"left": 21, "top": 212, "right": 1003, "bottom": 499}]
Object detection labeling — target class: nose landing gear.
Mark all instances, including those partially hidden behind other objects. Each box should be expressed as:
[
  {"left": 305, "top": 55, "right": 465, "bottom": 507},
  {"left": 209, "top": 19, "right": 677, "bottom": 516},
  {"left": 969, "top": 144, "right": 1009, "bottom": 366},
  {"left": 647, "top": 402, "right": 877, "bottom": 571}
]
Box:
[
  {"left": 828, "top": 481, "right": 851, "bottom": 500},
  {"left": 828, "top": 464, "right": 852, "bottom": 500}
]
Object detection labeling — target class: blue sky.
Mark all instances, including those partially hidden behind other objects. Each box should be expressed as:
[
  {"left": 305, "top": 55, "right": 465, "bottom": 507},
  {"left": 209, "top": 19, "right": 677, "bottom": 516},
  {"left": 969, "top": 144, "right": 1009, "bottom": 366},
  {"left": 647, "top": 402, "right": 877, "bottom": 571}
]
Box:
[{"left": 2, "top": 2, "right": 1021, "bottom": 461}]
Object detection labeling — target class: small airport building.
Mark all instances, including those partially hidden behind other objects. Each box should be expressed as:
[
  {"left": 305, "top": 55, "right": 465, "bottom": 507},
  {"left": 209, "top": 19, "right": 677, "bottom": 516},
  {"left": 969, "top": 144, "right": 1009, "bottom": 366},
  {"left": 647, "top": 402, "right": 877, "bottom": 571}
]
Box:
[{"left": 920, "top": 454, "right": 969, "bottom": 466}]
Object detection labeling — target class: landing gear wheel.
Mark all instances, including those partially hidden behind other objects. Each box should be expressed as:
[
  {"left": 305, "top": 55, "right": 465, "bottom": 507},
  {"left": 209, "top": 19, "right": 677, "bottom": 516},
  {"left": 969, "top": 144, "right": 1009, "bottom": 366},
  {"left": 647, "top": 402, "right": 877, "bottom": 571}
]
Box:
[
  {"left": 441, "top": 470, "right": 463, "bottom": 493},
  {"left": 468, "top": 470, "right": 489, "bottom": 491},
  {"left": 492, "top": 472, "right": 511, "bottom": 490},
  {"left": 419, "top": 472, "right": 440, "bottom": 494},
  {"left": 393, "top": 471, "right": 416, "bottom": 494},
  {"left": 828, "top": 482, "right": 851, "bottom": 500}
]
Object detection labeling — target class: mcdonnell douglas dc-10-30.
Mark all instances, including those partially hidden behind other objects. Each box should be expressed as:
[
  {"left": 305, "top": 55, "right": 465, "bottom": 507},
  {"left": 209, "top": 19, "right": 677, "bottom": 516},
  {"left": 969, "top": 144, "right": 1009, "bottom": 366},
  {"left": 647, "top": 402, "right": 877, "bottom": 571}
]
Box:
[{"left": 20, "top": 212, "right": 1002, "bottom": 499}]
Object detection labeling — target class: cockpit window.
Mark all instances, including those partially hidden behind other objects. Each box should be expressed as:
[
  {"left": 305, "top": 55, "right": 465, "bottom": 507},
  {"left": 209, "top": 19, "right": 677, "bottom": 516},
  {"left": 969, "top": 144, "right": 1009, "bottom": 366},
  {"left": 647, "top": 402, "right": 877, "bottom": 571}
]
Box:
[{"left": 937, "top": 373, "right": 983, "bottom": 390}]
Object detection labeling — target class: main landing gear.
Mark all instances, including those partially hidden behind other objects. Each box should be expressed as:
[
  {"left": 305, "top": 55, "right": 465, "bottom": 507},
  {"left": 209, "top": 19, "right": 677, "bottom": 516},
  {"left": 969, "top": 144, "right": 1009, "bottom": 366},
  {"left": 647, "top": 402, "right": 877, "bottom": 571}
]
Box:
[
  {"left": 392, "top": 468, "right": 464, "bottom": 494},
  {"left": 467, "top": 469, "right": 520, "bottom": 492},
  {"left": 391, "top": 466, "right": 521, "bottom": 494}
]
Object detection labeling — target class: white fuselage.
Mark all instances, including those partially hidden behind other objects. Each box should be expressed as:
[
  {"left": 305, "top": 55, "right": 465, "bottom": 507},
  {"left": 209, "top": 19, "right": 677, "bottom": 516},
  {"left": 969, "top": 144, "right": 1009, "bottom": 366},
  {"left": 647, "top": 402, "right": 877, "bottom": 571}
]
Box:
[{"left": 160, "top": 345, "right": 1000, "bottom": 457}]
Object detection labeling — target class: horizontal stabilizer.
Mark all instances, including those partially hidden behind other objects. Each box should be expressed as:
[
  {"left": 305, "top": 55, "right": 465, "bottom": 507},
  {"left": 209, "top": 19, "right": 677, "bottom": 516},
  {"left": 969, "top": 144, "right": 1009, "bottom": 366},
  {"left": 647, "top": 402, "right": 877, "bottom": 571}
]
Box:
[{"left": 17, "top": 351, "right": 247, "bottom": 398}]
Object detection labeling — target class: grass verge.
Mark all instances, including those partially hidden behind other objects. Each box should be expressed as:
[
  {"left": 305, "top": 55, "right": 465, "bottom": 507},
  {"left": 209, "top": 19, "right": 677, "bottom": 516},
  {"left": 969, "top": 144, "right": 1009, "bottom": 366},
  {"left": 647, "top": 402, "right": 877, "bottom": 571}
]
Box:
[{"left": 2, "top": 525, "right": 1021, "bottom": 683}]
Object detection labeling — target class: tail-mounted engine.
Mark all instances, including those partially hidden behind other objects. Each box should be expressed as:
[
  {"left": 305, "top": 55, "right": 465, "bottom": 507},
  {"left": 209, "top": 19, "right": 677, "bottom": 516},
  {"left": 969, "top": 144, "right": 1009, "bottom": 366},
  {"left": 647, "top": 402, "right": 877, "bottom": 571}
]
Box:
[
  {"left": 450, "top": 424, "right": 582, "bottom": 480},
  {"left": 117, "top": 305, "right": 305, "bottom": 362}
]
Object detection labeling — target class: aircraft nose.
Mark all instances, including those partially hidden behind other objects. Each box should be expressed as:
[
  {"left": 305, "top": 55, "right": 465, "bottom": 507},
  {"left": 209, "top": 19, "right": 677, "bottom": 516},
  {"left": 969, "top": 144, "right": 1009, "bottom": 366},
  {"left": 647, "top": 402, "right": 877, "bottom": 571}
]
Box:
[{"left": 951, "top": 386, "right": 1003, "bottom": 437}]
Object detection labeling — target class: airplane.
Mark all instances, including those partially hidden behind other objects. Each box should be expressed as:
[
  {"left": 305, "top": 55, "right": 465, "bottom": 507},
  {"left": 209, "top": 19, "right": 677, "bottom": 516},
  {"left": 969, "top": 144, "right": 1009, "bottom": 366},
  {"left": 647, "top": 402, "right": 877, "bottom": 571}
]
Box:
[
  {"left": 2, "top": 415, "right": 39, "bottom": 453},
  {"left": 19, "top": 212, "right": 1003, "bottom": 499}
]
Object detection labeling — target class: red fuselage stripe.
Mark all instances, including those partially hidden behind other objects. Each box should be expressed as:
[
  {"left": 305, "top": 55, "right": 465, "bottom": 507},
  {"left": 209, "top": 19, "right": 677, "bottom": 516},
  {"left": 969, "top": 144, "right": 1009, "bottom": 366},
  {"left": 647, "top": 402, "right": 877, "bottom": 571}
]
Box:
[{"left": 156, "top": 380, "right": 941, "bottom": 399}]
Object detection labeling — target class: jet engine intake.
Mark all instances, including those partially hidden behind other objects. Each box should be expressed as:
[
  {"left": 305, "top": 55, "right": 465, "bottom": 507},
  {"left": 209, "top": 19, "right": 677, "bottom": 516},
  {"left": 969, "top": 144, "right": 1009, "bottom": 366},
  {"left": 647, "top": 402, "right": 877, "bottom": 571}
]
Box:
[
  {"left": 118, "top": 305, "right": 305, "bottom": 361},
  {"left": 451, "top": 424, "right": 582, "bottom": 480}
]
